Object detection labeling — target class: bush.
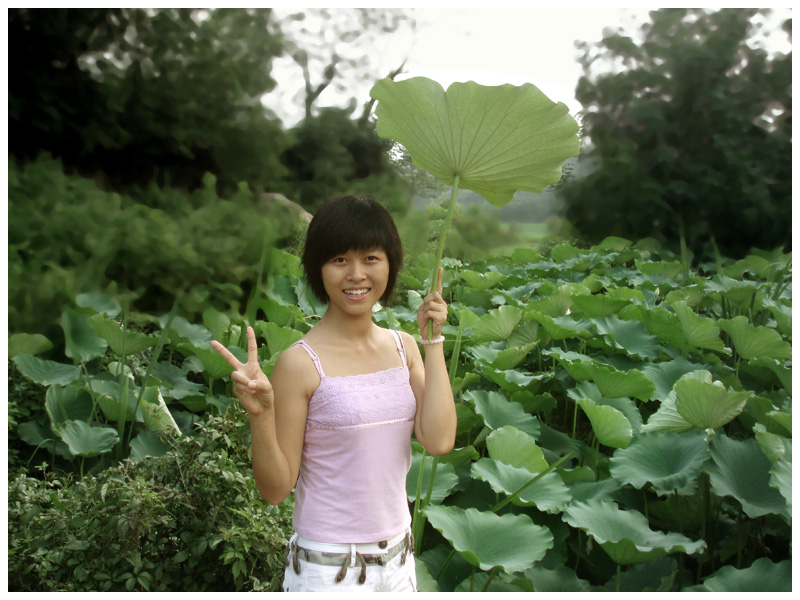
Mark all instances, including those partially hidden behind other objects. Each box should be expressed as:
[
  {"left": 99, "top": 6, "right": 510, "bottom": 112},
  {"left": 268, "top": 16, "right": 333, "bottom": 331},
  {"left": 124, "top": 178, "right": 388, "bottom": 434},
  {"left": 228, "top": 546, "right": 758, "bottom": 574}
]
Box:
[
  {"left": 8, "top": 155, "right": 299, "bottom": 340},
  {"left": 7, "top": 410, "right": 293, "bottom": 592}
]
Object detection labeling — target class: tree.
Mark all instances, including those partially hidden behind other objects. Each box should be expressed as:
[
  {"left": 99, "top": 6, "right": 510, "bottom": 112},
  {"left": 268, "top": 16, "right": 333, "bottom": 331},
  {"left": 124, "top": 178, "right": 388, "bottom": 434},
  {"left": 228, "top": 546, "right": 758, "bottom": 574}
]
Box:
[
  {"left": 9, "top": 8, "right": 287, "bottom": 194},
  {"left": 269, "top": 8, "right": 415, "bottom": 123},
  {"left": 559, "top": 8, "right": 791, "bottom": 259}
]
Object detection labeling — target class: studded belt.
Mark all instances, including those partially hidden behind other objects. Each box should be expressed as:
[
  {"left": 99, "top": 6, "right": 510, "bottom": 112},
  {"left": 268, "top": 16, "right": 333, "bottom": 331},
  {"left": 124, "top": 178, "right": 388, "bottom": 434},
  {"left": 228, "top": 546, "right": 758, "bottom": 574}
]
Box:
[{"left": 286, "top": 530, "right": 414, "bottom": 585}]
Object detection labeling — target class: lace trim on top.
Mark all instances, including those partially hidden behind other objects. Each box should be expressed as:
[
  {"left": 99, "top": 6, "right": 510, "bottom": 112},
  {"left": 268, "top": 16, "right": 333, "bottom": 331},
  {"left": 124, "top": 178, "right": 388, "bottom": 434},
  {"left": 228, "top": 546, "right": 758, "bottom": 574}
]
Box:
[{"left": 293, "top": 331, "right": 416, "bottom": 429}]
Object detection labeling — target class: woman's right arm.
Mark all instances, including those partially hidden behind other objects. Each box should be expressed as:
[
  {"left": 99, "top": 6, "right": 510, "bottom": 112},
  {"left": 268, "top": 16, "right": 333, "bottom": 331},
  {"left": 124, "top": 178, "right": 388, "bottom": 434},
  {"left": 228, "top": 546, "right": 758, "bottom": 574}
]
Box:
[{"left": 211, "top": 327, "right": 312, "bottom": 505}]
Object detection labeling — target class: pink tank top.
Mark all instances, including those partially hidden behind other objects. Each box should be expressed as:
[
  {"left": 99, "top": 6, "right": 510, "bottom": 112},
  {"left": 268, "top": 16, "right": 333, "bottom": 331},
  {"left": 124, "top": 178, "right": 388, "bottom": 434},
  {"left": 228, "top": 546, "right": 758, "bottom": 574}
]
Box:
[{"left": 291, "top": 329, "right": 417, "bottom": 543}]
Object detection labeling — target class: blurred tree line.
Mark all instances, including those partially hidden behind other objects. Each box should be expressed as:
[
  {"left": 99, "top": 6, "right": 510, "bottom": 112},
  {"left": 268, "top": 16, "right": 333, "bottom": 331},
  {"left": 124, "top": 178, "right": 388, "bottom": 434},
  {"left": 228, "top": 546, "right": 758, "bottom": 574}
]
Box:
[
  {"left": 560, "top": 8, "right": 792, "bottom": 259},
  {"left": 8, "top": 7, "right": 411, "bottom": 211}
]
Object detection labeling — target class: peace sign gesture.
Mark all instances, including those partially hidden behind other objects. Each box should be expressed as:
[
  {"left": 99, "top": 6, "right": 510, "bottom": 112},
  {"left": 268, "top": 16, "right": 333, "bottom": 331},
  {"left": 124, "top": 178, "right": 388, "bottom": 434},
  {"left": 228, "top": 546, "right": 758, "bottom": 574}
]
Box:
[{"left": 211, "top": 326, "right": 274, "bottom": 417}]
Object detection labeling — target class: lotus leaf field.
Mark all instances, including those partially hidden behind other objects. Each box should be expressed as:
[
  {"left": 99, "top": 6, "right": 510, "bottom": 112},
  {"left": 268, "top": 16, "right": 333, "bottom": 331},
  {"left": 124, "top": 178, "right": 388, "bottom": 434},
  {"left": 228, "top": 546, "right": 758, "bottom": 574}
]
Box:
[{"left": 9, "top": 238, "right": 792, "bottom": 592}]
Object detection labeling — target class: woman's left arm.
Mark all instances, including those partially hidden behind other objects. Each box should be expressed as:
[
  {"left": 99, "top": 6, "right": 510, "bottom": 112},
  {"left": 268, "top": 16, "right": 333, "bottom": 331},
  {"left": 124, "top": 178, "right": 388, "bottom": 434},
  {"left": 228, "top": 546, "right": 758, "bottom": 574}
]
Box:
[{"left": 407, "top": 268, "right": 457, "bottom": 456}]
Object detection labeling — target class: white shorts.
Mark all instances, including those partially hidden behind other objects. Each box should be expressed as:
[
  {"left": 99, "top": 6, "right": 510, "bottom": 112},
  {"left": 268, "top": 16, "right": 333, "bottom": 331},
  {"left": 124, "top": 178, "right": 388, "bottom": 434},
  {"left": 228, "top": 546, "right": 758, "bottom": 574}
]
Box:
[{"left": 282, "top": 530, "right": 418, "bottom": 592}]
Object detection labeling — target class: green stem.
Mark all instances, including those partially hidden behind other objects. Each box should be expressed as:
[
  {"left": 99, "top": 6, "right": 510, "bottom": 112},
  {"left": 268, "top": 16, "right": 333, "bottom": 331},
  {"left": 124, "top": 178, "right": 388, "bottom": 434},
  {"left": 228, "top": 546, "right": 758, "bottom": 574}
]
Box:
[
  {"left": 490, "top": 454, "right": 572, "bottom": 514},
  {"left": 616, "top": 563, "right": 622, "bottom": 592},
  {"left": 126, "top": 295, "right": 181, "bottom": 451},
  {"left": 427, "top": 175, "right": 460, "bottom": 339},
  {"left": 481, "top": 566, "right": 500, "bottom": 592}
]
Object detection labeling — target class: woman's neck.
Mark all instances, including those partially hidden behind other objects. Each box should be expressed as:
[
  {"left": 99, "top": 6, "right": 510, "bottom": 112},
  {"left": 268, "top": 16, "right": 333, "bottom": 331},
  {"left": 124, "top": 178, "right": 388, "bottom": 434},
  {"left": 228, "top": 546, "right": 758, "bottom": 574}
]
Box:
[{"left": 316, "top": 307, "right": 376, "bottom": 342}]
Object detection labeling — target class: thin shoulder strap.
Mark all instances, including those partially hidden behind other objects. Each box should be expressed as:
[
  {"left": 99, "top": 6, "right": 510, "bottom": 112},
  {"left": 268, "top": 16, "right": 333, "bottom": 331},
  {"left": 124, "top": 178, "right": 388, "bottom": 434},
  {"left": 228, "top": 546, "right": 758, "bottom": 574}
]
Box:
[
  {"left": 389, "top": 329, "right": 408, "bottom": 369},
  {"left": 292, "top": 340, "right": 325, "bottom": 378}
]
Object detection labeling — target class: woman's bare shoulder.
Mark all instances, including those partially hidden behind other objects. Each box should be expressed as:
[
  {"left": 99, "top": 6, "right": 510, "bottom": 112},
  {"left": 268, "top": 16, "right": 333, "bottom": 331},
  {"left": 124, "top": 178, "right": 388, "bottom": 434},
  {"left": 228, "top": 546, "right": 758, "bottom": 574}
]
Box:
[{"left": 272, "top": 342, "right": 319, "bottom": 397}]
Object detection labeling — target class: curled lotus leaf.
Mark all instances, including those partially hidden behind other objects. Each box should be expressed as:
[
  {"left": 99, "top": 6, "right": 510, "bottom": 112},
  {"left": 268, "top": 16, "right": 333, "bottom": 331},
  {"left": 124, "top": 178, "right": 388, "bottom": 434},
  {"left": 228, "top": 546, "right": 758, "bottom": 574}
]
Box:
[
  {"left": 562, "top": 499, "right": 706, "bottom": 565},
  {"left": 425, "top": 505, "right": 554, "bottom": 573},
  {"left": 609, "top": 430, "right": 709, "bottom": 496}
]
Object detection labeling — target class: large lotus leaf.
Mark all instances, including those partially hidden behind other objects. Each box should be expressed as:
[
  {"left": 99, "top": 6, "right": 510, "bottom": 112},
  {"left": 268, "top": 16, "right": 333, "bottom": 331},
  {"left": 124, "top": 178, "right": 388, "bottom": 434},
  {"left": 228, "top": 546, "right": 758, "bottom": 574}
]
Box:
[
  {"left": 59, "top": 420, "right": 119, "bottom": 457},
  {"left": 639, "top": 357, "right": 709, "bottom": 403},
  {"left": 705, "top": 274, "right": 759, "bottom": 306},
  {"left": 641, "top": 393, "right": 694, "bottom": 434},
  {"left": 590, "top": 315, "right": 662, "bottom": 360},
  {"left": 460, "top": 270, "right": 505, "bottom": 291},
  {"left": 526, "top": 564, "right": 593, "bottom": 592},
  {"left": 75, "top": 291, "right": 122, "bottom": 317},
  {"left": 178, "top": 341, "right": 245, "bottom": 379},
  {"left": 486, "top": 426, "right": 548, "bottom": 473},
  {"left": 683, "top": 558, "right": 792, "bottom": 592},
  {"left": 370, "top": 77, "right": 580, "bottom": 207},
  {"left": 705, "top": 435, "right": 788, "bottom": 519},
  {"left": 717, "top": 315, "right": 792, "bottom": 360},
  {"left": 93, "top": 380, "right": 140, "bottom": 423},
  {"left": 632, "top": 304, "right": 686, "bottom": 349},
  {"left": 562, "top": 499, "right": 706, "bottom": 565},
  {"left": 465, "top": 390, "right": 541, "bottom": 438},
  {"left": 578, "top": 398, "right": 633, "bottom": 449},
  {"left": 570, "top": 294, "right": 630, "bottom": 318},
  {"left": 255, "top": 321, "right": 304, "bottom": 359},
  {"left": 424, "top": 505, "right": 554, "bottom": 573},
  {"left": 149, "top": 361, "right": 204, "bottom": 400},
  {"left": 455, "top": 572, "right": 530, "bottom": 592},
  {"left": 44, "top": 384, "right": 94, "bottom": 433},
  {"left": 470, "top": 342, "right": 536, "bottom": 371},
  {"left": 609, "top": 430, "right": 708, "bottom": 496},
  {"left": 746, "top": 357, "right": 791, "bottom": 393},
  {"left": 478, "top": 367, "right": 542, "bottom": 393},
  {"left": 8, "top": 333, "right": 53, "bottom": 358},
  {"left": 471, "top": 305, "right": 523, "bottom": 342},
  {"left": 507, "top": 319, "right": 541, "bottom": 349},
  {"left": 670, "top": 301, "right": 725, "bottom": 352},
  {"left": 528, "top": 289, "right": 577, "bottom": 318},
  {"left": 17, "top": 420, "right": 73, "bottom": 459},
  {"left": 561, "top": 359, "right": 655, "bottom": 402},
  {"left": 769, "top": 456, "right": 791, "bottom": 518},
  {"left": 407, "top": 452, "right": 459, "bottom": 504},
  {"left": 160, "top": 315, "right": 213, "bottom": 345},
  {"left": 528, "top": 311, "right": 593, "bottom": 341},
  {"left": 88, "top": 314, "right": 157, "bottom": 356},
  {"left": 761, "top": 298, "right": 792, "bottom": 338},
  {"left": 471, "top": 458, "right": 571, "bottom": 513},
  {"left": 60, "top": 309, "right": 108, "bottom": 362},
  {"left": 754, "top": 425, "right": 791, "bottom": 464},
  {"left": 12, "top": 354, "right": 80, "bottom": 387},
  {"left": 129, "top": 430, "right": 172, "bottom": 462},
  {"left": 674, "top": 372, "right": 750, "bottom": 430},
  {"left": 139, "top": 387, "right": 181, "bottom": 434}
]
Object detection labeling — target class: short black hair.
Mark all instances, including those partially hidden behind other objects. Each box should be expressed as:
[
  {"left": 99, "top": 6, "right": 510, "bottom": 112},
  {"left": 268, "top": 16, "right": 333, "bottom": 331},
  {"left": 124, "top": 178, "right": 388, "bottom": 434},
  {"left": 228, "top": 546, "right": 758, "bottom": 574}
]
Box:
[{"left": 302, "top": 195, "right": 403, "bottom": 304}]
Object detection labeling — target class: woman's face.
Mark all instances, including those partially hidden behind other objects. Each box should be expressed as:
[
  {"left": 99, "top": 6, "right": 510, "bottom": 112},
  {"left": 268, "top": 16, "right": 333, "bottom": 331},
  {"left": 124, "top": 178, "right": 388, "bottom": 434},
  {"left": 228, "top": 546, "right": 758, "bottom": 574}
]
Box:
[{"left": 321, "top": 247, "right": 390, "bottom": 313}]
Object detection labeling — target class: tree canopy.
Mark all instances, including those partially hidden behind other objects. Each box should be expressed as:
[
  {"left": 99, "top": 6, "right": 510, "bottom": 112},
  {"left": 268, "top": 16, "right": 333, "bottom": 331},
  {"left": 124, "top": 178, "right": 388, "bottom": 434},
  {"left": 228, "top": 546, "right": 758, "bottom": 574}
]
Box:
[
  {"left": 560, "top": 8, "right": 791, "bottom": 258},
  {"left": 8, "top": 8, "right": 410, "bottom": 207}
]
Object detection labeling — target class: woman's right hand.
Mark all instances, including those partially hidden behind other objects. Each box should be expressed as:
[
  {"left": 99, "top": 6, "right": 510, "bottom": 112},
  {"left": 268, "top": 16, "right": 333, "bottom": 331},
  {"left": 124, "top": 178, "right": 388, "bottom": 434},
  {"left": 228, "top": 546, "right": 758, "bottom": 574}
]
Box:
[{"left": 211, "top": 326, "right": 274, "bottom": 417}]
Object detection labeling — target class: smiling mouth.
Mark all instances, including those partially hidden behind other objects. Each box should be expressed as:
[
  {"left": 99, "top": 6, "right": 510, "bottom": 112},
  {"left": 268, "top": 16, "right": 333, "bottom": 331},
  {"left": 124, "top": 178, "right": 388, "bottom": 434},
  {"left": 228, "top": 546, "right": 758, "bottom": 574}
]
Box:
[{"left": 343, "top": 288, "right": 370, "bottom": 297}]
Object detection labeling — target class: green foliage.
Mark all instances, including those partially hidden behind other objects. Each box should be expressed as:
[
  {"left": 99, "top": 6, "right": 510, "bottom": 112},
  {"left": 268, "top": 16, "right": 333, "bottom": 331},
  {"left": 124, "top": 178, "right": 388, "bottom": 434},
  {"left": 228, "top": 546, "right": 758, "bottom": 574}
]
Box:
[
  {"left": 8, "top": 8, "right": 287, "bottom": 195},
  {"left": 8, "top": 239, "right": 791, "bottom": 591},
  {"left": 378, "top": 238, "right": 791, "bottom": 592},
  {"left": 276, "top": 107, "right": 410, "bottom": 212},
  {"left": 370, "top": 77, "right": 581, "bottom": 207},
  {"left": 7, "top": 411, "right": 293, "bottom": 592},
  {"left": 8, "top": 156, "right": 297, "bottom": 338},
  {"left": 562, "top": 8, "right": 791, "bottom": 259}
]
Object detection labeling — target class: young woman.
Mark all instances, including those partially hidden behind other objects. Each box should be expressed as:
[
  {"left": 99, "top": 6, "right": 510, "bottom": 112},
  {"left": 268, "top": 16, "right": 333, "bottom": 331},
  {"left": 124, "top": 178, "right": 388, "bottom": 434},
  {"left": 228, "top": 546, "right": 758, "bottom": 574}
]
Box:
[{"left": 211, "top": 195, "right": 457, "bottom": 592}]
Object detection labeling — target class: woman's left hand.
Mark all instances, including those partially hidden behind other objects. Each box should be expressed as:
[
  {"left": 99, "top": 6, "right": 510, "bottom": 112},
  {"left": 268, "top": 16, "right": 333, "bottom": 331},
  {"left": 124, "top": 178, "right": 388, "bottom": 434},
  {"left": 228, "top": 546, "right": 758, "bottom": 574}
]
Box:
[{"left": 418, "top": 267, "right": 448, "bottom": 340}]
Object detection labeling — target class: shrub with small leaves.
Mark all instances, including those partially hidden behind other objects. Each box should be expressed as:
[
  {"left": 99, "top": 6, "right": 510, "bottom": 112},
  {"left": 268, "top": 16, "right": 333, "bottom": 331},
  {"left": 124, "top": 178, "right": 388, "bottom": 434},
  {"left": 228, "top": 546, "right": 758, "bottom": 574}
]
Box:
[{"left": 7, "top": 409, "right": 293, "bottom": 591}]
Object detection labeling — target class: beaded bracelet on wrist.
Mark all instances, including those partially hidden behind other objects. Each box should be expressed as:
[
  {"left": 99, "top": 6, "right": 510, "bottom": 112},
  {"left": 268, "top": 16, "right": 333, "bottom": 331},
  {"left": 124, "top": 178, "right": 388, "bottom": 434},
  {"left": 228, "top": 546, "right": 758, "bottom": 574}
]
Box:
[{"left": 418, "top": 335, "right": 445, "bottom": 345}]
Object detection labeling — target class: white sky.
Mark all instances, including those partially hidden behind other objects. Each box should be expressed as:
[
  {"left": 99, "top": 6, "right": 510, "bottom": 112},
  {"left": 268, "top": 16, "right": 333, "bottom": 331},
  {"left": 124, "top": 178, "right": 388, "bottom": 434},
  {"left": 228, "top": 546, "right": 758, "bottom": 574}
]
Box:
[{"left": 267, "top": 6, "right": 792, "bottom": 126}]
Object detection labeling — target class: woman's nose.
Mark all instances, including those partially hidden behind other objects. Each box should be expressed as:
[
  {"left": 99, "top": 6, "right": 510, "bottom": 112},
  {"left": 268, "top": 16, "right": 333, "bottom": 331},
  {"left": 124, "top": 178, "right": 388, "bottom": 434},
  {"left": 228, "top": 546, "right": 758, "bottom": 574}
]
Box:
[{"left": 348, "top": 262, "right": 366, "bottom": 280}]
